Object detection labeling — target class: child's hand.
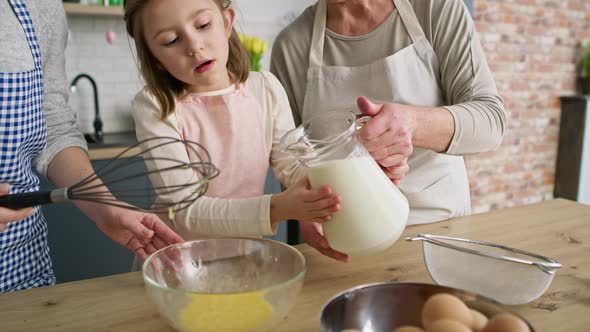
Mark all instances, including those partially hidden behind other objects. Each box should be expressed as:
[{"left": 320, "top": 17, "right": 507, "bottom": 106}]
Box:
[
  {"left": 270, "top": 177, "right": 341, "bottom": 224},
  {"left": 300, "top": 222, "right": 349, "bottom": 262}
]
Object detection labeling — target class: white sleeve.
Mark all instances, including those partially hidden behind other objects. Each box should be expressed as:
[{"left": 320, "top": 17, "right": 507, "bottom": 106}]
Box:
[
  {"left": 259, "top": 72, "right": 307, "bottom": 188},
  {"left": 132, "top": 89, "right": 274, "bottom": 239}
]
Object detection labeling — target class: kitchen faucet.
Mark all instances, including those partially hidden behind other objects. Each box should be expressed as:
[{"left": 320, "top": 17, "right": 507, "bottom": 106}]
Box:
[{"left": 70, "top": 73, "right": 103, "bottom": 143}]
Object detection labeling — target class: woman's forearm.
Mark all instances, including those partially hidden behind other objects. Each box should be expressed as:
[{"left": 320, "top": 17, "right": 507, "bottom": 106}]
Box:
[
  {"left": 411, "top": 105, "right": 455, "bottom": 153},
  {"left": 46, "top": 147, "right": 119, "bottom": 223}
]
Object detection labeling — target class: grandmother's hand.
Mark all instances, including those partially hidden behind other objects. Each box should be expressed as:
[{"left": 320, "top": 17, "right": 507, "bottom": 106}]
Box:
[{"left": 356, "top": 96, "right": 415, "bottom": 185}]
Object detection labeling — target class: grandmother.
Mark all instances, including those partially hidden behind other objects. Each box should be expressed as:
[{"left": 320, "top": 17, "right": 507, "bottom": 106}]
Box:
[{"left": 271, "top": 0, "right": 505, "bottom": 261}]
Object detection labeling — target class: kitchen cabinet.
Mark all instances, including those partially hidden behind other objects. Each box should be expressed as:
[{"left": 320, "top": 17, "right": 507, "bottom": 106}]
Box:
[
  {"left": 555, "top": 96, "right": 590, "bottom": 204},
  {"left": 42, "top": 158, "right": 288, "bottom": 284}
]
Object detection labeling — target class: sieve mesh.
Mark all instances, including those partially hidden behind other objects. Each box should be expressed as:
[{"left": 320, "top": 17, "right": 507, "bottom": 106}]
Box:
[{"left": 408, "top": 234, "right": 560, "bottom": 305}]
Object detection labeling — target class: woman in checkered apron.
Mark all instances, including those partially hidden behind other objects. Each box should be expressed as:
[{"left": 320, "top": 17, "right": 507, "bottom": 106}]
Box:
[
  {"left": 0, "top": 0, "right": 53, "bottom": 291},
  {"left": 0, "top": 0, "right": 183, "bottom": 292}
]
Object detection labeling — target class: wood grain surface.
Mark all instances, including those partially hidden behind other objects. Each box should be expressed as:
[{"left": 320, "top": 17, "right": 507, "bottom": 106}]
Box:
[{"left": 1, "top": 199, "right": 588, "bottom": 331}]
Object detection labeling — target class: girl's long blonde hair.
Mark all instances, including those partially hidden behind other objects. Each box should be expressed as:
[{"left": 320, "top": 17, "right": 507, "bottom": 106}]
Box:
[{"left": 124, "top": 0, "right": 250, "bottom": 119}]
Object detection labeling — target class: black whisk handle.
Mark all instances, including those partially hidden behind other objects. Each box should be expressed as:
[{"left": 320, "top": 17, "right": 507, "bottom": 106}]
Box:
[{"left": 0, "top": 191, "right": 55, "bottom": 210}]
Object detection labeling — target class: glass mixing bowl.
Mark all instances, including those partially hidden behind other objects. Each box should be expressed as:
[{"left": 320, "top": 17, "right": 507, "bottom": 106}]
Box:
[{"left": 142, "top": 237, "right": 306, "bottom": 332}]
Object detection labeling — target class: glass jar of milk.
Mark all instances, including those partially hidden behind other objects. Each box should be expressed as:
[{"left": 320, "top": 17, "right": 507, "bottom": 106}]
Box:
[{"left": 280, "top": 111, "right": 409, "bottom": 256}]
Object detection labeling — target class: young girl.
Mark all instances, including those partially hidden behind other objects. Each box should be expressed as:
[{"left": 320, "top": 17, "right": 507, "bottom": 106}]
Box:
[{"left": 123, "top": 0, "right": 341, "bottom": 240}]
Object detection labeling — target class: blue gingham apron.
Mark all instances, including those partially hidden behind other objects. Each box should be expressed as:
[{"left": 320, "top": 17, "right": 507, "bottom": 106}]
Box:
[{"left": 0, "top": 0, "right": 52, "bottom": 292}]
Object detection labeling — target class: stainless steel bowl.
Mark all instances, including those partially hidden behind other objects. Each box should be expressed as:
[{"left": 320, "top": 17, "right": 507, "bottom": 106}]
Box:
[{"left": 320, "top": 282, "right": 535, "bottom": 332}]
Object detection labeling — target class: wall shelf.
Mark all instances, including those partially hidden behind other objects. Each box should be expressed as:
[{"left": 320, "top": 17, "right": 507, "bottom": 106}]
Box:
[{"left": 63, "top": 3, "right": 123, "bottom": 17}]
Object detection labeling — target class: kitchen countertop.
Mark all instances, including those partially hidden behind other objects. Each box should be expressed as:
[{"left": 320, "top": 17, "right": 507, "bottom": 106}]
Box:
[
  {"left": 1, "top": 198, "right": 588, "bottom": 331},
  {"left": 86, "top": 131, "right": 140, "bottom": 160}
]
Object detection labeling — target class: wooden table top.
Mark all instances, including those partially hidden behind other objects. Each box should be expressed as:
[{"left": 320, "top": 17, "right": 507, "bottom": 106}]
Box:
[{"left": 1, "top": 198, "right": 589, "bottom": 331}]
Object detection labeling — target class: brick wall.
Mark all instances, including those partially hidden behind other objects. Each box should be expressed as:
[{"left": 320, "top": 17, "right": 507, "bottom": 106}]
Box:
[{"left": 467, "top": 0, "right": 590, "bottom": 213}]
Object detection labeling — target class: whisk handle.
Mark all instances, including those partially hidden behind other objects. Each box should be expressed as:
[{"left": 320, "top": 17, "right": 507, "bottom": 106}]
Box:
[{"left": 0, "top": 191, "right": 55, "bottom": 210}]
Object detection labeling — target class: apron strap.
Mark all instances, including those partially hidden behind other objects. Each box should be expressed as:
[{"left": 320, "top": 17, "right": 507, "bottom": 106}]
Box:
[
  {"left": 392, "top": 0, "right": 426, "bottom": 43},
  {"left": 8, "top": 0, "right": 42, "bottom": 69},
  {"left": 308, "top": 0, "right": 327, "bottom": 67},
  {"left": 308, "top": 0, "right": 426, "bottom": 66}
]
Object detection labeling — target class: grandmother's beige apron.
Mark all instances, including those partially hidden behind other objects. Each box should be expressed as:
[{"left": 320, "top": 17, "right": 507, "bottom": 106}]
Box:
[{"left": 302, "top": 0, "right": 470, "bottom": 224}]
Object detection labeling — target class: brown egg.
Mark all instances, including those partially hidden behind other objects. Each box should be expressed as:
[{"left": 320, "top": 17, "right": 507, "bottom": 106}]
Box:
[
  {"left": 482, "top": 313, "right": 530, "bottom": 332},
  {"left": 393, "top": 326, "right": 424, "bottom": 332},
  {"left": 340, "top": 329, "right": 361, "bottom": 332},
  {"left": 425, "top": 319, "right": 472, "bottom": 332},
  {"left": 422, "top": 293, "right": 473, "bottom": 329},
  {"left": 470, "top": 309, "right": 488, "bottom": 331}
]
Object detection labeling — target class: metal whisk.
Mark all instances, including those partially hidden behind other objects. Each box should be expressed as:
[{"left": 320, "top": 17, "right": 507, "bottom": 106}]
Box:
[{"left": 0, "top": 136, "right": 219, "bottom": 213}]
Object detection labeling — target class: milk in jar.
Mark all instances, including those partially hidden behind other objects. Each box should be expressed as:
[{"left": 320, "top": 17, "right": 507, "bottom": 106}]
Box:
[
  {"left": 307, "top": 156, "right": 409, "bottom": 256},
  {"left": 280, "top": 110, "right": 410, "bottom": 257}
]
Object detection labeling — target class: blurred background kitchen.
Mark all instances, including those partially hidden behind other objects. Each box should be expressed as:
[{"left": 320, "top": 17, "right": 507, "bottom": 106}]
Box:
[{"left": 54, "top": 0, "right": 590, "bottom": 282}]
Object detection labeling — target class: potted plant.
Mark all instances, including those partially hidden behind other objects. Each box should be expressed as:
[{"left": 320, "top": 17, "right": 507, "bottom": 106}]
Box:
[
  {"left": 578, "top": 40, "right": 590, "bottom": 95},
  {"left": 238, "top": 33, "right": 268, "bottom": 72}
]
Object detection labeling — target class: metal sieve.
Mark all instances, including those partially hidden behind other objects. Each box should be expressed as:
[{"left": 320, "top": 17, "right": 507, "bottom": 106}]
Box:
[{"left": 406, "top": 234, "right": 562, "bottom": 305}]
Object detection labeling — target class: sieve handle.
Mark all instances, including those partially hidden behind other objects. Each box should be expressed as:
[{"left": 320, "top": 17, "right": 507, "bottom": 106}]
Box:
[{"left": 405, "top": 234, "right": 562, "bottom": 275}]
